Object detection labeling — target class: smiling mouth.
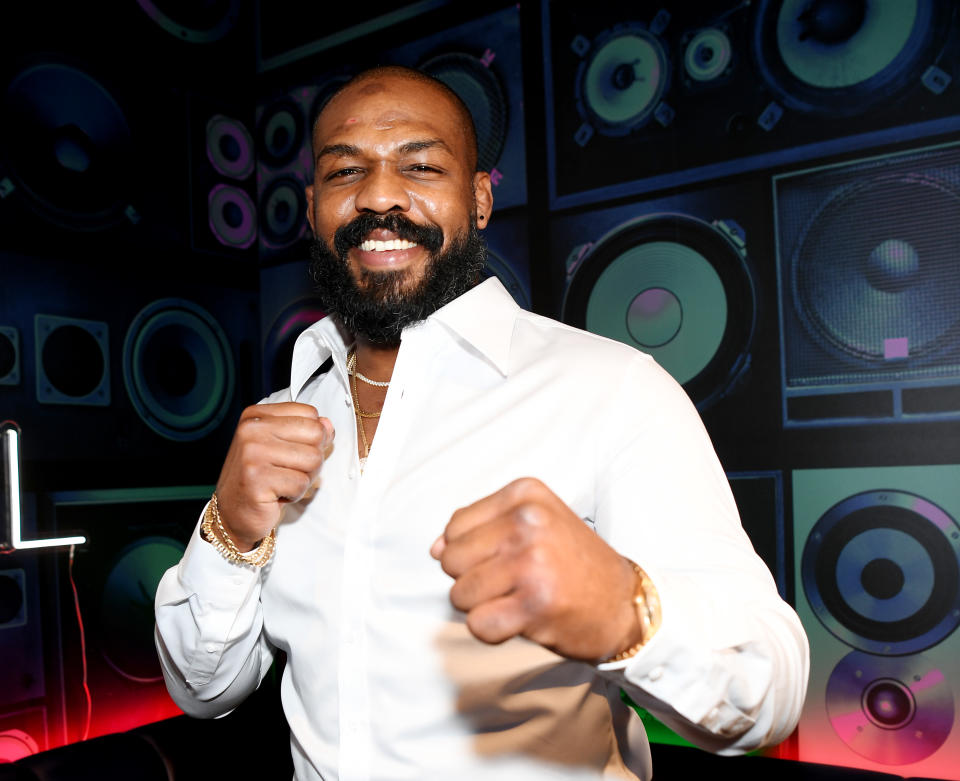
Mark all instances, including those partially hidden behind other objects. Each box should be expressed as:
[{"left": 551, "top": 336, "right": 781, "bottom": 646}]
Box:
[{"left": 358, "top": 238, "right": 419, "bottom": 252}]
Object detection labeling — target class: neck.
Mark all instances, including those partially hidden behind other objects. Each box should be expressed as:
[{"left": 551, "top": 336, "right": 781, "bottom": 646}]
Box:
[{"left": 354, "top": 338, "right": 399, "bottom": 383}]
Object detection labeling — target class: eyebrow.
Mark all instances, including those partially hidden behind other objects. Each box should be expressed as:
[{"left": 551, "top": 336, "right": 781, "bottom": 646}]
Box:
[{"left": 315, "top": 138, "right": 453, "bottom": 163}]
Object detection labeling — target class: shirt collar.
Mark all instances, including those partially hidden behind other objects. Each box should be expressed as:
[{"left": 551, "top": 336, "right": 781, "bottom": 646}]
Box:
[
  {"left": 287, "top": 276, "right": 519, "bottom": 397},
  {"left": 429, "top": 276, "right": 518, "bottom": 377}
]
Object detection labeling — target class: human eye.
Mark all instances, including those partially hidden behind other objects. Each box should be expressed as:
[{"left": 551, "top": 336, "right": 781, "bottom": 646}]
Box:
[{"left": 324, "top": 166, "right": 362, "bottom": 182}]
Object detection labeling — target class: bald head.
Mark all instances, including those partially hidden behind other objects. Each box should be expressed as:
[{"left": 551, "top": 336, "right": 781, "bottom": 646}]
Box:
[{"left": 314, "top": 65, "right": 480, "bottom": 173}]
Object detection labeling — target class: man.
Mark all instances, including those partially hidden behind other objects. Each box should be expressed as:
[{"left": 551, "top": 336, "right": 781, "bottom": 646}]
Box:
[{"left": 156, "top": 66, "right": 808, "bottom": 780}]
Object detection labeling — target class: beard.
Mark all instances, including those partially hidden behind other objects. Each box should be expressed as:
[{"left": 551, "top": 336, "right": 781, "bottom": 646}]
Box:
[{"left": 309, "top": 212, "right": 488, "bottom": 346}]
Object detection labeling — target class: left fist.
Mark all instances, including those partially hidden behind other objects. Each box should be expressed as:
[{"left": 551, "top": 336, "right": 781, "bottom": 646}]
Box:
[{"left": 430, "top": 477, "right": 644, "bottom": 661}]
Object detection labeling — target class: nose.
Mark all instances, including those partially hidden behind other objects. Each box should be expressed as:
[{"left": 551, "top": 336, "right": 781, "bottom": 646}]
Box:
[{"left": 354, "top": 164, "right": 411, "bottom": 214}]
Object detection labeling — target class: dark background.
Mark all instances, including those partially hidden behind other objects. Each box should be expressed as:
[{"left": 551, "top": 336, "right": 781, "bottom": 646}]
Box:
[{"left": 1, "top": 1, "right": 959, "bottom": 776}]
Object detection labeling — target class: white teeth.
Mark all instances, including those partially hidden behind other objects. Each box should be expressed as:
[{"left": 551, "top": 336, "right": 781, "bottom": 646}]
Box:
[{"left": 359, "top": 238, "right": 418, "bottom": 252}]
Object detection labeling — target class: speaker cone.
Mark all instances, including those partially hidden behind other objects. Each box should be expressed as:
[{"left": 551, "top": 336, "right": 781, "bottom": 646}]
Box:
[
  {"left": 575, "top": 25, "right": 669, "bottom": 136},
  {"left": 123, "top": 299, "right": 235, "bottom": 441},
  {"left": 256, "top": 97, "right": 304, "bottom": 169},
  {"left": 790, "top": 172, "right": 960, "bottom": 369},
  {"left": 35, "top": 315, "right": 110, "bottom": 406},
  {"left": 802, "top": 489, "right": 960, "bottom": 655},
  {"left": 263, "top": 300, "right": 326, "bottom": 395},
  {"left": 206, "top": 114, "right": 253, "bottom": 180},
  {"left": 753, "top": 0, "right": 952, "bottom": 115},
  {"left": 826, "top": 650, "right": 953, "bottom": 764},
  {"left": 2, "top": 62, "right": 133, "bottom": 230},
  {"left": 563, "top": 214, "right": 755, "bottom": 408},
  {"left": 260, "top": 176, "right": 306, "bottom": 249},
  {"left": 99, "top": 536, "right": 186, "bottom": 682},
  {"left": 421, "top": 53, "right": 508, "bottom": 174},
  {"left": 208, "top": 184, "right": 256, "bottom": 249}
]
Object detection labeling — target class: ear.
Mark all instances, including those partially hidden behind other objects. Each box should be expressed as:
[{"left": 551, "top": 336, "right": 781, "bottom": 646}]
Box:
[
  {"left": 472, "top": 171, "right": 494, "bottom": 228},
  {"left": 305, "top": 183, "right": 316, "bottom": 235}
]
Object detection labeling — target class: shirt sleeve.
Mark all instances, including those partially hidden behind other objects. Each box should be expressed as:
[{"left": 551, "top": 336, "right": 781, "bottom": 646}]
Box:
[
  {"left": 154, "top": 504, "right": 276, "bottom": 718},
  {"left": 593, "top": 354, "right": 809, "bottom": 755}
]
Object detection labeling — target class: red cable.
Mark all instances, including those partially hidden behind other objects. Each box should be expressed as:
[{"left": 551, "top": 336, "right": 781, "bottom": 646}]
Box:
[{"left": 68, "top": 544, "right": 92, "bottom": 741}]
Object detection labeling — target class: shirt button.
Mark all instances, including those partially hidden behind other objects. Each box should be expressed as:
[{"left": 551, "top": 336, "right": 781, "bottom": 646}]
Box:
[
  {"left": 348, "top": 467, "right": 357, "bottom": 479},
  {"left": 648, "top": 666, "right": 664, "bottom": 682},
  {"left": 205, "top": 643, "right": 217, "bottom": 654},
  {"left": 233, "top": 575, "right": 244, "bottom": 586}
]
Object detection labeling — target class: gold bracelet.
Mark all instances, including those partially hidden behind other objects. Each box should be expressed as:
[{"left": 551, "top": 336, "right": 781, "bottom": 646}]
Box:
[
  {"left": 200, "top": 492, "right": 276, "bottom": 568},
  {"left": 600, "top": 558, "right": 662, "bottom": 664}
]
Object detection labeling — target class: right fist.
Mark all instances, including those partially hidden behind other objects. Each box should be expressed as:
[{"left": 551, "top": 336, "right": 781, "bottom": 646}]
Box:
[{"left": 214, "top": 402, "right": 335, "bottom": 550}]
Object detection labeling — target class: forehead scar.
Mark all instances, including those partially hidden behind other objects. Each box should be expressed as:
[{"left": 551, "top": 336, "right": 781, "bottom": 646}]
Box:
[{"left": 346, "top": 117, "right": 357, "bottom": 124}]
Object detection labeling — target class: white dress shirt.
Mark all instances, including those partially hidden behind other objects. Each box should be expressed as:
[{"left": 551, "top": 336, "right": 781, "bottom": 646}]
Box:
[{"left": 155, "top": 278, "right": 808, "bottom": 780}]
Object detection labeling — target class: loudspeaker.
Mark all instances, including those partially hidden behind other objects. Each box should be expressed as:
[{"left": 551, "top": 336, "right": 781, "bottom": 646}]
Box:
[
  {"left": 793, "top": 466, "right": 960, "bottom": 778},
  {"left": 189, "top": 95, "right": 258, "bottom": 260},
  {"left": 384, "top": 5, "right": 527, "bottom": 210},
  {"left": 543, "top": 1, "right": 960, "bottom": 208},
  {"left": 550, "top": 177, "right": 779, "bottom": 466},
  {"left": 0, "top": 326, "right": 21, "bottom": 386},
  {"left": 3, "top": 253, "right": 257, "bottom": 489},
  {"left": 255, "top": 71, "right": 355, "bottom": 265},
  {"left": 48, "top": 486, "right": 211, "bottom": 740},
  {"left": 0, "top": 3, "right": 254, "bottom": 261},
  {"left": 774, "top": 141, "right": 960, "bottom": 427},
  {"left": 34, "top": 316, "right": 110, "bottom": 408}
]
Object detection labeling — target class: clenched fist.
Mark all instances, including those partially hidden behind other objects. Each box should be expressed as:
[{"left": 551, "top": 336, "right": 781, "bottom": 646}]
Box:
[
  {"left": 215, "top": 402, "right": 334, "bottom": 551},
  {"left": 430, "top": 477, "right": 644, "bottom": 662}
]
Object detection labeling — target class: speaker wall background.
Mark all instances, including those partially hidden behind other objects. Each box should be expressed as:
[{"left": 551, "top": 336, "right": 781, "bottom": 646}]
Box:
[
  {"left": 5, "top": 254, "right": 257, "bottom": 488},
  {"left": 543, "top": 2, "right": 960, "bottom": 209},
  {"left": 774, "top": 141, "right": 960, "bottom": 426},
  {"left": 793, "top": 466, "right": 960, "bottom": 777}
]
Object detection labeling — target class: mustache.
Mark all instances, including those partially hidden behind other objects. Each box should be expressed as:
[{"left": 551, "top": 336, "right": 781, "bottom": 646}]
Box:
[{"left": 333, "top": 213, "right": 445, "bottom": 258}]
